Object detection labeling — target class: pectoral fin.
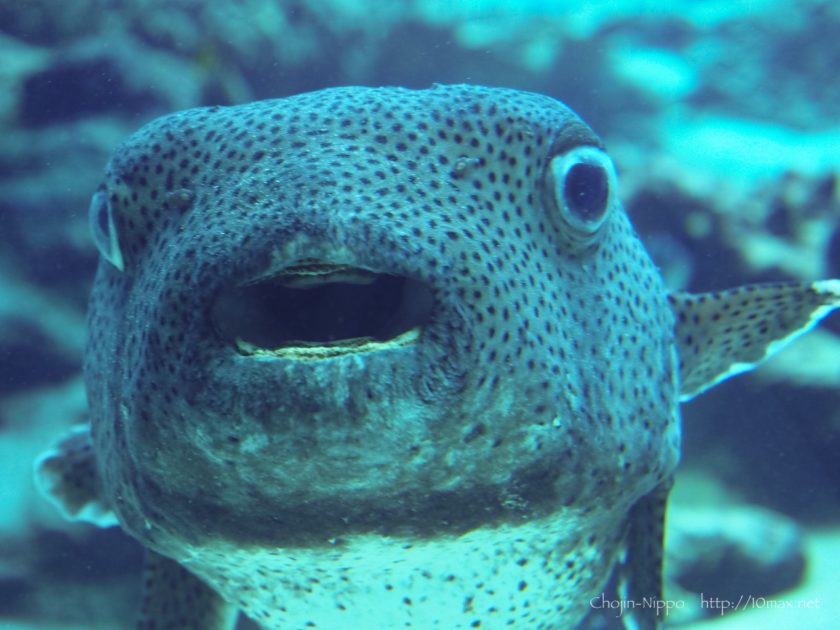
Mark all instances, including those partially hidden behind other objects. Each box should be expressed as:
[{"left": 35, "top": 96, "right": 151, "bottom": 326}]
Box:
[
  {"left": 669, "top": 280, "right": 840, "bottom": 401},
  {"left": 620, "top": 479, "right": 672, "bottom": 630},
  {"left": 34, "top": 424, "right": 117, "bottom": 527},
  {"left": 138, "top": 550, "right": 239, "bottom": 630}
]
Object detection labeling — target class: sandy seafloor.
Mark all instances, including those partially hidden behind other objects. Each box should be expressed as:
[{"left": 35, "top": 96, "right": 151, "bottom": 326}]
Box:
[{"left": 1, "top": 0, "right": 839, "bottom": 628}]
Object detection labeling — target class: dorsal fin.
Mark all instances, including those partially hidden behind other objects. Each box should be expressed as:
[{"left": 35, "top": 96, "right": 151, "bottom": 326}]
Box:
[
  {"left": 669, "top": 280, "right": 840, "bottom": 401},
  {"left": 34, "top": 424, "right": 117, "bottom": 527}
]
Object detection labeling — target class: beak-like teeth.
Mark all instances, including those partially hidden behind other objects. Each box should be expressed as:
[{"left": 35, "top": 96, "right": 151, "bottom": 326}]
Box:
[
  {"left": 276, "top": 264, "right": 378, "bottom": 289},
  {"left": 234, "top": 328, "right": 421, "bottom": 359}
]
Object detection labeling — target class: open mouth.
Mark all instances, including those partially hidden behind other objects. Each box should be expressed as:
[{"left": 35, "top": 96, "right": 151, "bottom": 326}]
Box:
[{"left": 211, "top": 260, "right": 435, "bottom": 359}]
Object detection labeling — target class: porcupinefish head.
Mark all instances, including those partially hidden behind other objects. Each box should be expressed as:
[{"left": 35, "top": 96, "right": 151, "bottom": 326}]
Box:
[{"left": 35, "top": 85, "right": 840, "bottom": 629}]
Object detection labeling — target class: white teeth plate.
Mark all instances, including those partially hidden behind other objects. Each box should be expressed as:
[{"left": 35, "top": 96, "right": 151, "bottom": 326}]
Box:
[
  {"left": 276, "top": 264, "right": 379, "bottom": 289},
  {"left": 244, "top": 260, "right": 378, "bottom": 288},
  {"left": 235, "top": 327, "right": 420, "bottom": 360}
]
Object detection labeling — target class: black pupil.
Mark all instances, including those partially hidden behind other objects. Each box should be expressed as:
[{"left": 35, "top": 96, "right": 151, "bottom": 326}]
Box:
[{"left": 563, "top": 163, "right": 608, "bottom": 221}]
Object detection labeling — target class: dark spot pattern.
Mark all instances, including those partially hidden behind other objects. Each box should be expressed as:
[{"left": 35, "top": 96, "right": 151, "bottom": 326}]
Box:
[
  {"left": 137, "top": 551, "right": 232, "bottom": 629},
  {"left": 671, "top": 281, "right": 840, "bottom": 398},
  {"left": 83, "top": 85, "right": 682, "bottom": 629}
]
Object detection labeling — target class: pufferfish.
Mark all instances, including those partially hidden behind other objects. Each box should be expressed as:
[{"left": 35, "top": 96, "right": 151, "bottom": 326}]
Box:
[{"left": 35, "top": 84, "right": 839, "bottom": 629}]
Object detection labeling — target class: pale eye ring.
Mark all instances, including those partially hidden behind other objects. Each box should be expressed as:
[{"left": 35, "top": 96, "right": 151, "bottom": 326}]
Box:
[
  {"left": 546, "top": 146, "right": 617, "bottom": 239},
  {"left": 89, "top": 189, "right": 124, "bottom": 271}
]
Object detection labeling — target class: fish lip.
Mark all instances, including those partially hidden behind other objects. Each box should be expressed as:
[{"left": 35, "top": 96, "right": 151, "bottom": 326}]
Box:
[
  {"left": 210, "top": 258, "right": 436, "bottom": 359},
  {"left": 244, "top": 260, "right": 381, "bottom": 289}
]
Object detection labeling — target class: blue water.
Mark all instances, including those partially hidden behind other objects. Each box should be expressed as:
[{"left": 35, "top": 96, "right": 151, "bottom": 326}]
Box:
[{"left": 1, "top": 1, "right": 838, "bottom": 628}]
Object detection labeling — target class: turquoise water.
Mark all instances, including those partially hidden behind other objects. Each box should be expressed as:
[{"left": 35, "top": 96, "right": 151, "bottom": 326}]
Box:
[{"left": 0, "top": 1, "right": 838, "bottom": 628}]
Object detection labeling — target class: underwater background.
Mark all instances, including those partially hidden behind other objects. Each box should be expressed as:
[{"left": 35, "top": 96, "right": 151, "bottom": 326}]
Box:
[{"left": 0, "top": 0, "right": 838, "bottom": 628}]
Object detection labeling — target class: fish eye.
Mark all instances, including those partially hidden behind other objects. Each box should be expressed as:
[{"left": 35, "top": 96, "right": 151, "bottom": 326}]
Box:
[
  {"left": 88, "top": 189, "right": 125, "bottom": 271},
  {"left": 546, "top": 146, "right": 617, "bottom": 240}
]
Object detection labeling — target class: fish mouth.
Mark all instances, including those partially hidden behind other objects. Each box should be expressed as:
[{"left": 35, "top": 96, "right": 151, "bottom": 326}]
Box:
[{"left": 211, "top": 259, "right": 435, "bottom": 359}]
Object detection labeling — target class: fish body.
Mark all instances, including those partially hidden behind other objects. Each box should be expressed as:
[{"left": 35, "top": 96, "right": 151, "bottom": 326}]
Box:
[{"left": 35, "top": 85, "right": 840, "bottom": 629}]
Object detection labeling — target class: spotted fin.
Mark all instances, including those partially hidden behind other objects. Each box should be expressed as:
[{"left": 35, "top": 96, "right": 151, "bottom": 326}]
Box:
[
  {"left": 670, "top": 280, "right": 840, "bottom": 401},
  {"left": 138, "top": 551, "right": 239, "bottom": 630},
  {"left": 619, "top": 479, "right": 672, "bottom": 630},
  {"left": 34, "top": 424, "right": 117, "bottom": 527}
]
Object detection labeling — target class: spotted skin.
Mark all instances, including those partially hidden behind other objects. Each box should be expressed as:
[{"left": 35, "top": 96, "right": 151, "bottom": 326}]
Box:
[
  {"left": 35, "top": 85, "right": 840, "bottom": 629},
  {"left": 138, "top": 551, "right": 237, "bottom": 630}
]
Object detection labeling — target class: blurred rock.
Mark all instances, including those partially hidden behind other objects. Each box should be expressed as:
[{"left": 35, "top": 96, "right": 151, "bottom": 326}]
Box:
[
  {"left": 21, "top": 41, "right": 177, "bottom": 128},
  {"left": 0, "top": 317, "right": 79, "bottom": 396},
  {"left": 0, "top": 263, "right": 86, "bottom": 397},
  {"left": 756, "top": 329, "right": 840, "bottom": 388},
  {"left": 667, "top": 505, "right": 806, "bottom": 614},
  {"left": 0, "top": 527, "right": 142, "bottom": 630},
  {"left": 0, "top": 0, "right": 105, "bottom": 45},
  {"left": 687, "top": 1, "right": 840, "bottom": 130},
  {"left": 0, "top": 116, "right": 126, "bottom": 304}
]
